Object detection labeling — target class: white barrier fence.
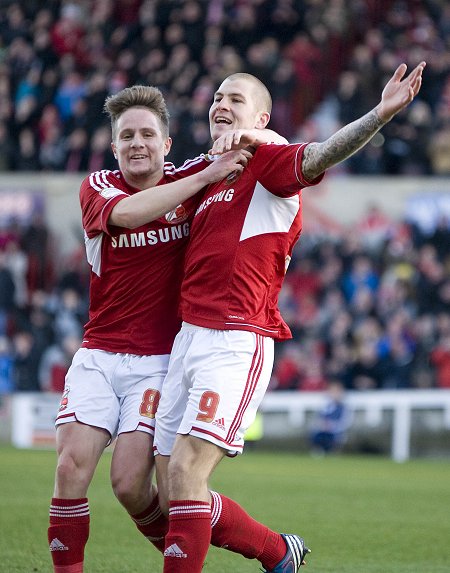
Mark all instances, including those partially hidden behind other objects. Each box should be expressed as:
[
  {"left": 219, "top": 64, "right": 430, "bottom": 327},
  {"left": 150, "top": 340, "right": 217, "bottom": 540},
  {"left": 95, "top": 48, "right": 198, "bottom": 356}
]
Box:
[
  {"left": 260, "top": 389, "right": 450, "bottom": 462},
  {"left": 7, "top": 390, "right": 450, "bottom": 462}
]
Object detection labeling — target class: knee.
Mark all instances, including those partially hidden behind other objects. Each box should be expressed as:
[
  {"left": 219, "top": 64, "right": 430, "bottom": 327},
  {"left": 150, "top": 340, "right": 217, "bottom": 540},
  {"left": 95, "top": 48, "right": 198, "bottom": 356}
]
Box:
[
  {"left": 167, "top": 455, "right": 191, "bottom": 485},
  {"left": 55, "top": 453, "right": 90, "bottom": 495},
  {"left": 111, "top": 472, "right": 138, "bottom": 508},
  {"left": 111, "top": 468, "right": 152, "bottom": 512},
  {"left": 167, "top": 455, "right": 201, "bottom": 500}
]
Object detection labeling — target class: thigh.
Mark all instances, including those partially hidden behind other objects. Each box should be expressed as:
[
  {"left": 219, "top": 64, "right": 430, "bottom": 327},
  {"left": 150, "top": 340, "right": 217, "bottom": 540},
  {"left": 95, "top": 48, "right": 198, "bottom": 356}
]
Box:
[
  {"left": 56, "top": 348, "right": 120, "bottom": 436},
  {"left": 111, "top": 430, "right": 154, "bottom": 488},
  {"left": 117, "top": 353, "right": 169, "bottom": 435},
  {"left": 169, "top": 434, "right": 225, "bottom": 501},
  {"left": 154, "top": 328, "right": 193, "bottom": 456},
  {"left": 54, "top": 421, "right": 110, "bottom": 497},
  {"left": 179, "top": 328, "right": 274, "bottom": 455},
  {"left": 155, "top": 455, "right": 170, "bottom": 515}
]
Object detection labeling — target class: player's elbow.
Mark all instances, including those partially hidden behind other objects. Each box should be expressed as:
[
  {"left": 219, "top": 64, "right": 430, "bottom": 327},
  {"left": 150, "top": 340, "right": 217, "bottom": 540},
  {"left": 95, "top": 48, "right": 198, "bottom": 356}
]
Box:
[{"left": 109, "top": 203, "right": 142, "bottom": 229}]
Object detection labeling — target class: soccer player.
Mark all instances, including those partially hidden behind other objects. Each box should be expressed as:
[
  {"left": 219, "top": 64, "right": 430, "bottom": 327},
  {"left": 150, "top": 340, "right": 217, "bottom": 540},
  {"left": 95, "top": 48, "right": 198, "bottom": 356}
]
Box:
[
  {"left": 154, "top": 61, "right": 426, "bottom": 573},
  {"left": 46, "top": 84, "right": 256, "bottom": 573}
]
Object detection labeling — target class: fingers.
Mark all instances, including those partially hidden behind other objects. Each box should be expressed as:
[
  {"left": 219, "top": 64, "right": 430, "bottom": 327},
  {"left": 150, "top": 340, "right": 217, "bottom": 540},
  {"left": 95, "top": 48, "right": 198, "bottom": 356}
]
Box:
[
  {"left": 210, "top": 132, "right": 235, "bottom": 155},
  {"left": 392, "top": 61, "right": 425, "bottom": 89},
  {"left": 393, "top": 62, "right": 408, "bottom": 82},
  {"left": 407, "top": 61, "right": 426, "bottom": 97}
]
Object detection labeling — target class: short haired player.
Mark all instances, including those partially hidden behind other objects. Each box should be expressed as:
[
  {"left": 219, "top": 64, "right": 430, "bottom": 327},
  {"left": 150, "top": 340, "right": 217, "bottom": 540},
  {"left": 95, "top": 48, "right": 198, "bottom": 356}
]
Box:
[
  {"left": 154, "top": 62, "right": 426, "bottom": 573},
  {"left": 46, "top": 84, "right": 258, "bottom": 573}
]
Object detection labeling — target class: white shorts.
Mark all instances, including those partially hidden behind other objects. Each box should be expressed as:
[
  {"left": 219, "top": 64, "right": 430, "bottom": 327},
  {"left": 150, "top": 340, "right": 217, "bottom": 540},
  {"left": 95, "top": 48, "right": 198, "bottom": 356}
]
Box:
[
  {"left": 154, "top": 323, "right": 274, "bottom": 456},
  {"left": 56, "top": 348, "right": 169, "bottom": 438}
]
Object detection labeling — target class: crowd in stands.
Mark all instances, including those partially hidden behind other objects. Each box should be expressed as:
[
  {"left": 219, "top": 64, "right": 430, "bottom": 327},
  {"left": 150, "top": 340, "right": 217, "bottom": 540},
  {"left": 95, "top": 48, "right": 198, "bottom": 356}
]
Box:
[
  {"left": 271, "top": 205, "right": 450, "bottom": 391},
  {"left": 0, "top": 203, "right": 449, "bottom": 394},
  {"left": 0, "top": 0, "right": 449, "bottom": 174},
  {"left": 0, "top": 0, "right": 449, "bottom": 394}
]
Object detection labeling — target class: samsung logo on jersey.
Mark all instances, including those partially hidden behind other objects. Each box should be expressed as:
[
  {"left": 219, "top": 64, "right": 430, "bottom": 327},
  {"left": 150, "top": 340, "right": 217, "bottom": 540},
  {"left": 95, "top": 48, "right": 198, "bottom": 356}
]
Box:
[
  {"left": 111, "top": 223, "right": 190, "bottom": 248},
  {"left": 195, "top": 188, "right": 235, "bottom": 215}
]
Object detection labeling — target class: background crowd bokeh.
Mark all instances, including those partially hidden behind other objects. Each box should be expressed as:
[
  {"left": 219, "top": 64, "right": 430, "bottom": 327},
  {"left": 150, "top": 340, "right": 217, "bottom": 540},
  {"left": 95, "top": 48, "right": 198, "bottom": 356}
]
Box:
[{"left": 0, "top": 0, "right": 449, "bottom": 394}]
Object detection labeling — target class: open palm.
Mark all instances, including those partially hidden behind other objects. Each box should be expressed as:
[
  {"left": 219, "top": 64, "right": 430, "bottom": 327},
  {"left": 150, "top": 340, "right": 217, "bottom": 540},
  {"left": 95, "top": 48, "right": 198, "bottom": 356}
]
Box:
[{"left": 378, "top": 61, "right": 426, "bottom": 121}]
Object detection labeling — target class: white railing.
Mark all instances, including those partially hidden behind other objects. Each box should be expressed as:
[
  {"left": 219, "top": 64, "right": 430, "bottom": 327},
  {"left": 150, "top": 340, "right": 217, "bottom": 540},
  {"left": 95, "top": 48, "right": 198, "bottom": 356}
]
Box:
[
  {"left": 260, "top": 389, "right": 450, "bottom": 462},
  {"left": 7, "top": 390, "right": 450, "bottom": 461}
]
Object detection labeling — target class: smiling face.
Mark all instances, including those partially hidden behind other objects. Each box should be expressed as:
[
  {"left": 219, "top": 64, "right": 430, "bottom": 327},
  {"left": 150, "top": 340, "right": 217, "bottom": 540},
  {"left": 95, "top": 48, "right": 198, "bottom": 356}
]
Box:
[
  {"left": 209, "top": 76, "right": 271, "bottom": 142},
  {"left": 111, "top": 106, "right": 172, "bottom": 189}
]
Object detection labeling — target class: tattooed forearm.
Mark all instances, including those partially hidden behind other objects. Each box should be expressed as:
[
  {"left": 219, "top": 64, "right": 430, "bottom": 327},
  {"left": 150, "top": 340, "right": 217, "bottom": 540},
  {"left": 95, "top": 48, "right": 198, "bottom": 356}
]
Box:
[{"left": 302, "top": 108, "right": 386, "bottom": 181}]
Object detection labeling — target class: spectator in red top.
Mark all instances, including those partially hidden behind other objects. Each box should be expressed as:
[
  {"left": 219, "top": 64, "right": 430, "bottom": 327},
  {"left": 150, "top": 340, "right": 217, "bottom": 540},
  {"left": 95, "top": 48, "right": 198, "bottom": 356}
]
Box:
[{"left": 431, "top": 333, "right": 450, "bottom": 388}]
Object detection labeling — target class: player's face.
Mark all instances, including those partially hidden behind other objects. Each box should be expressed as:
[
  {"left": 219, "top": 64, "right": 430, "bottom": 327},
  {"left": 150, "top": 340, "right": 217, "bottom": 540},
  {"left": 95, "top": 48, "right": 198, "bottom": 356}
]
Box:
[
  {"left": 112, "top": 107, "right": 172, "bottom": 186},
  {"left": 209, "top": 78, "right": 267, "bottom": 141}
]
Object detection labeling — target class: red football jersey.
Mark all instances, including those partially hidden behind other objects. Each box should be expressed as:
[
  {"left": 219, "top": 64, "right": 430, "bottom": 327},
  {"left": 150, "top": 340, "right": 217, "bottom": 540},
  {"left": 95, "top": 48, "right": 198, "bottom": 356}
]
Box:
[
  {"left": 80, "top": 157, "right": 207, "bottom": 355},
  {"left": 180, "top": 143, "right": 324, "bottom": 341}
]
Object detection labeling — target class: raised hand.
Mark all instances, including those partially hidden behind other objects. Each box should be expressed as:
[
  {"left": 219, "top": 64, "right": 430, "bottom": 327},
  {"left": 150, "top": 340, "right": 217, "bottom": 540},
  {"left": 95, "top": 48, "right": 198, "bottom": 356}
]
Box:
[{"left": 376, "top": 61, "right": 426, "bottom": 122}]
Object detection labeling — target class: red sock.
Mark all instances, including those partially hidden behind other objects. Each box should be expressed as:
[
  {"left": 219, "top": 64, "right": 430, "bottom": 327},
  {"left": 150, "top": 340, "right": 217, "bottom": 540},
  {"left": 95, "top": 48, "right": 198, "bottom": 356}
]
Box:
[
  {"left": 48, "top": 498, "right": 90, "bottom": 573},
  {"left": 130, "top": 494, "right": 168, "bottom": 552},
  {"left": 210, "top": 491, "right": 286, "bottom": 570},
  {"left": 163, "top": 500, "right": 211, "bottom": 573}
]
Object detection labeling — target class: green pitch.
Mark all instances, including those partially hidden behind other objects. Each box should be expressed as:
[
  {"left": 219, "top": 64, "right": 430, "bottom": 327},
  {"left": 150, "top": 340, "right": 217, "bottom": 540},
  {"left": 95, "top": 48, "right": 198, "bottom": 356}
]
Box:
[{"left": 1, "top": 445, "right": 449, "bottom": 572}]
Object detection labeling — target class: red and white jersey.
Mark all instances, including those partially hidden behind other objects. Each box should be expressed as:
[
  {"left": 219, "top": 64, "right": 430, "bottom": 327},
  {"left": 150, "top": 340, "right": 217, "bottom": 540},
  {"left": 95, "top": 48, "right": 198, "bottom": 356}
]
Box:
[
  {"left": 180, "top": 143, "right": 324, "bottom": 341},
  {"left": 80, "top": 157, "right": 207, "bottom": 355}
]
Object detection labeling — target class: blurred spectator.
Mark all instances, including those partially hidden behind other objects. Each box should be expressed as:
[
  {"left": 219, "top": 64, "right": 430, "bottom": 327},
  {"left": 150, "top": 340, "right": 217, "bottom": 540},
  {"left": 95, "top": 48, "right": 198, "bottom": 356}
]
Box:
[
  {"left": 0, "top": 335, "right": 14, "bottom": 394},
  {"left": 21, "top": 212, "right": 53, "bottom": 293},
  {"left": 271, "top": 343, "right": 303, "bottom": 391},
  {"left": 87, "top": 124, "right": 116, "bottom": 172},
  {"left": 49, "top": 287, "right": 86, "bottom": 340},
  {"left": 12, "top": 330, "right": 41, "bottom": 391},
  {"left": 0, "top": 121, "right": 13, "bottom": 170},
  {"left": 12, "top": 128, "right": 40, "bottom": 171},
  {"left": 0, "top": 251, "right": 16, "bottom": 330},
  {"left": 309, "top": 380, "right": 352, "bottom": 455},
  {"left": 431, "top": 333, "right": 450, "bottom": 389},
  {"left": 342, "top": 255, "right": 379, "bottom": 303},
  {"left": 3, "top": 239, "right": 28, "bottom": 308},
  {"left": 38, "top": 333, "right": 81, "bottom": 393},
  {"left": 64, "top": 127, "right": 90, "bottom": 172}
]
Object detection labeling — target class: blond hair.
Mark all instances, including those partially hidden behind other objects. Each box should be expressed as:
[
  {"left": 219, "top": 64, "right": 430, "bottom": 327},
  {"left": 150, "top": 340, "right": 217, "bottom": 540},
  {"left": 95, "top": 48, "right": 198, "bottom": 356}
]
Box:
[
  {"left": 104, "top": 85, "right": 170, "bottom": 139},
  {"left": 225, "top": 73, "right": 272, "bottom": 114}
]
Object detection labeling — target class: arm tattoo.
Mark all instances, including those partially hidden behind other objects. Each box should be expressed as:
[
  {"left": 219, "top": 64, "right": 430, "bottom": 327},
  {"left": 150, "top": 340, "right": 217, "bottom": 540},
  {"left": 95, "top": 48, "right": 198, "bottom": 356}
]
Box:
[{"left": 302, "top": 109, "right": 386, "bottom": 181}]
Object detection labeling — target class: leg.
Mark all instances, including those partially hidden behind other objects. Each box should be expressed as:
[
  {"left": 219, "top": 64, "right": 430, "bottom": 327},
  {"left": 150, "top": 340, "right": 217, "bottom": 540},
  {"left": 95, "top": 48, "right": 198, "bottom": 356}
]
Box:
[
  {"left": 210, "top": 491, "right": 310, "bottom": 572},
  {"left": 156, "top": 326, "right": 310, "bottom": 570},
  {"left": 155, "top": 454, "right": 170, "bottom": 516},
  {"left": 163, "top": 435, "right": 224, "bottom": 573},
  {"left": 49, "top": 422, "right": 109, "bottom": 573},
  {"left": 111, "top": 430, "right": 167, "bottom": 551},
  {"left": 161, "top": 436, "right": 309, "bottom": 573}
]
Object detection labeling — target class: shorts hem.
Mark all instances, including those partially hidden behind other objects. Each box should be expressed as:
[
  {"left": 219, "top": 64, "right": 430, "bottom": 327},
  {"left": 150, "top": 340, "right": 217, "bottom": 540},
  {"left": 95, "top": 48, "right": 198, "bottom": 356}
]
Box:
[
  {"left": 182, "top": 427, "right": 243, "bottom": 456},
  {"left": 55, "top": 412, "right": 114, "bottom": 437}
]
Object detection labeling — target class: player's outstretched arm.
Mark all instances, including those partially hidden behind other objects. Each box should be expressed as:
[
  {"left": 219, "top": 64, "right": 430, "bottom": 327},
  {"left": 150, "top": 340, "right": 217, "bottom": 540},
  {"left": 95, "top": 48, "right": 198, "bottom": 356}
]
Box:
[
  {"left": 110, "top": 149, "right": 252, "bottom": 228},
  {"left": 209, "top": 129, "right": 288, "bottom": 155},
  {"left": 302, "top": 61, "right": 426, "bottom": 181}
]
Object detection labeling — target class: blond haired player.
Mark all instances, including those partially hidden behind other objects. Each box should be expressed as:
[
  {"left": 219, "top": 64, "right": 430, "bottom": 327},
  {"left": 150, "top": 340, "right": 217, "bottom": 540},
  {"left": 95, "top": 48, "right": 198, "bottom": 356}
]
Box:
[{"left": 46, "top": 84, "right": 257, "bottom": 573}]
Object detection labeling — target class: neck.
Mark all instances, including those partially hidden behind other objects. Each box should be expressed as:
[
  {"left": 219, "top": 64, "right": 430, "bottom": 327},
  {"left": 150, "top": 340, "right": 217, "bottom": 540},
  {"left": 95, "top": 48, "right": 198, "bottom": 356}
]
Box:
[{"left": 126, "top": 169, "right": 164, "bottom": 191}]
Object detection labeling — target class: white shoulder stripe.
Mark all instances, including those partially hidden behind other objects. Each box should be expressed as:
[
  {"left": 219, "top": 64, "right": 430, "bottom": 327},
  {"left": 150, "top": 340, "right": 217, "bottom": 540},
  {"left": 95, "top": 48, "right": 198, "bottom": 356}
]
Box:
[
  {"left": 89, "top": 170, "right": 114, "bottom": 192},
  {"left": 163, "top": 156, "right": 205, "bottom": 175},
  {"left": 88, "top": 170, "right": 127, "bottom": 199}
]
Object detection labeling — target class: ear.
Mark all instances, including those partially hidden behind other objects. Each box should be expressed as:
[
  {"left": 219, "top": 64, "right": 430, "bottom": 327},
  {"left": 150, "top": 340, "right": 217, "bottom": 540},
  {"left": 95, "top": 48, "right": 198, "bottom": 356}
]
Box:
[
  {"left": 111, "top": 142, "right": 117, "bottom": 159},
  {"left": 255, "top": 111, "right": 270, "bottom": 129},
  {"left": 164, "top": 136, "right": 172, "bottom": 156}
]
